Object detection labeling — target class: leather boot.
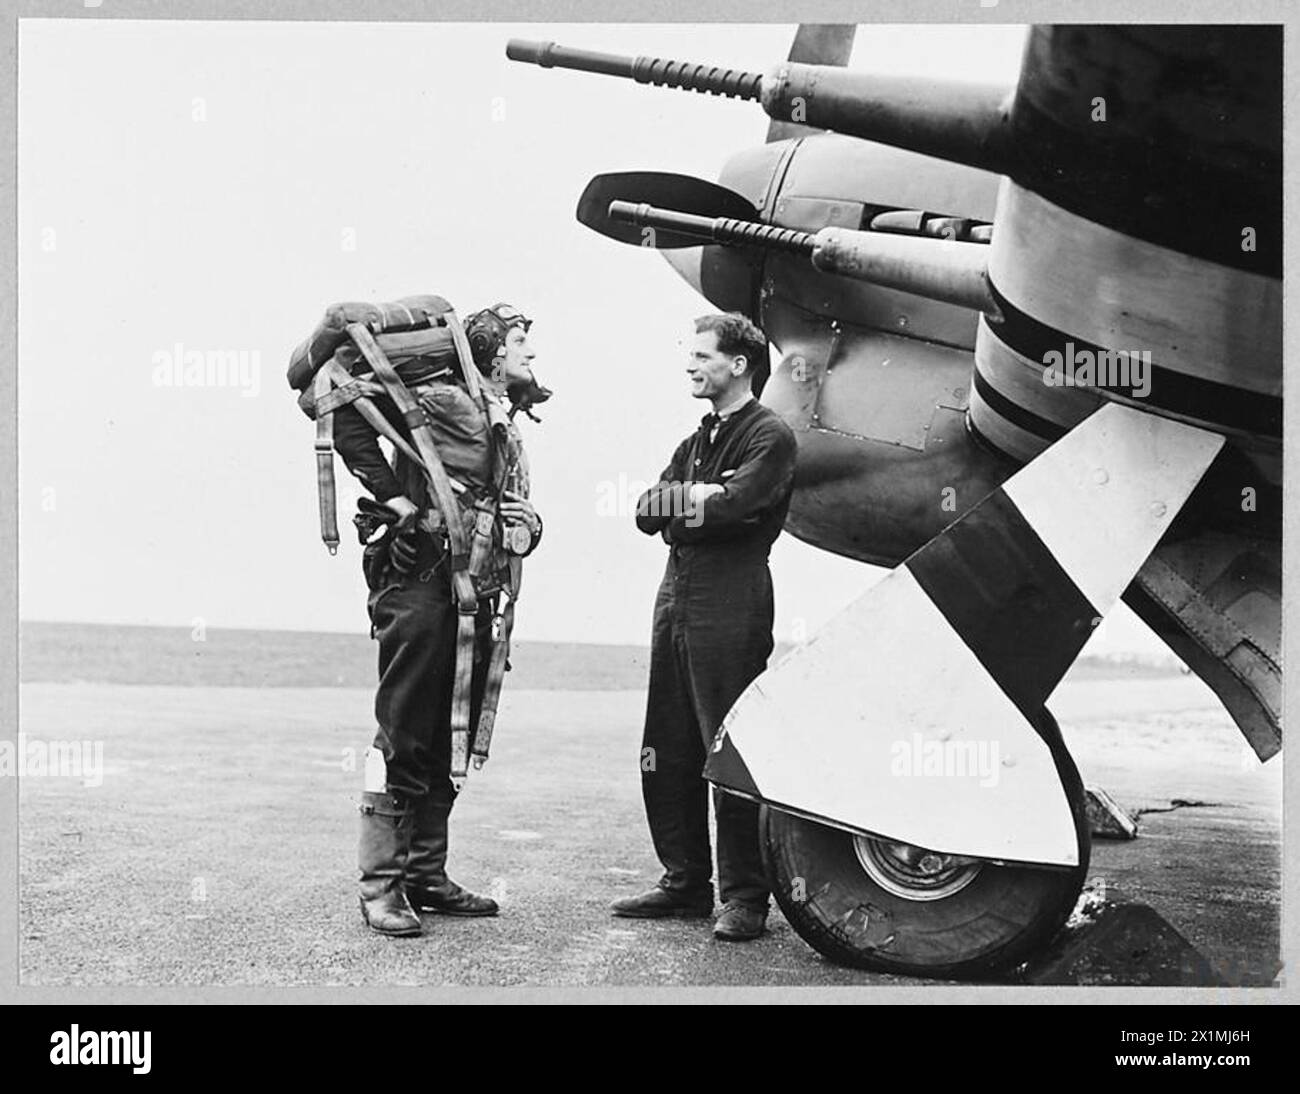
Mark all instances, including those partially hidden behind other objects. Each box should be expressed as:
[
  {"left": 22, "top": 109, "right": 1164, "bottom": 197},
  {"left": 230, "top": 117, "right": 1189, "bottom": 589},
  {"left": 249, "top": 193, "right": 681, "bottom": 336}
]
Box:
[
  {"left": 405, "top": 795, "right": 499, "bottom": 917},
  {"left": 713, "top": 900, "right": 768, "bottom": 941},
  {"left": 610, "top": 886, "right": 714, "bottom": 919},
  {"left": 358, "top": 790, "right": 423, "bottom": 937}
]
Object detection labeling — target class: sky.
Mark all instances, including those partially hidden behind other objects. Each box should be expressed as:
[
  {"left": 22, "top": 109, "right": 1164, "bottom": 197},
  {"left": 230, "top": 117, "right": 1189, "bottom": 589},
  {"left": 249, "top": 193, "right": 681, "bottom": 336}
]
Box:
[{"left": 16, "top": 18, "right": 1169, "bottom": 654}]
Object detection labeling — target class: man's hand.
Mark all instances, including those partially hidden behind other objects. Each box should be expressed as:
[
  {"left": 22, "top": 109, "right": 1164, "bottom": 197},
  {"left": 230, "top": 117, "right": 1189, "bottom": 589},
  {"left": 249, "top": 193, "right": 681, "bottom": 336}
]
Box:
[
  {"left": 388, "top": 526, "right": 422, "bottom": 574},
  {"left": 378, "top": 497, "right": 421, "bottom": 574},
  {"left": 499, "top": 491, "right": 541, "bottom": 534},
  {"left": 383, "top": 494, "right": 419, "bottom": 531},
  {"left": 687, "top": 482, "right": 725, "bottom": 506}
]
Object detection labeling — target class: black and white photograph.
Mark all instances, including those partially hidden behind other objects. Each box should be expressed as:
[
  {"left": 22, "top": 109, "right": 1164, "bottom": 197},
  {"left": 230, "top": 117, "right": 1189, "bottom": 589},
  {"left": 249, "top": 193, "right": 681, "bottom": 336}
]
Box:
[{"left": 3, "top": 2, "right": 1292, "bottom": 1032}]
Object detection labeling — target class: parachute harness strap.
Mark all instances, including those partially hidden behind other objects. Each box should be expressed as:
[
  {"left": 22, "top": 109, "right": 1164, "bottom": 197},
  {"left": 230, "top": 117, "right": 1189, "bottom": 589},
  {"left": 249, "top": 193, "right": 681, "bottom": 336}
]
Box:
[
  {"left": 313, "top": 366, "right": 340, "bottom": 554},
  {"left": 445, "top": 309, "right": 524, "bottom": 775},
  {"left": 345, "top": 322, "right": 481, "bottom": 784}
]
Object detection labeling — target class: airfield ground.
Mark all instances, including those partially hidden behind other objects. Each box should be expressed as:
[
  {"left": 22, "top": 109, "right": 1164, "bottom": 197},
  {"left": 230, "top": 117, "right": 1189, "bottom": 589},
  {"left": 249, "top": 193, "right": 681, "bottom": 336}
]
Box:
[{"left": 17, "top": 626, "right": 1281, "bottom": 991}]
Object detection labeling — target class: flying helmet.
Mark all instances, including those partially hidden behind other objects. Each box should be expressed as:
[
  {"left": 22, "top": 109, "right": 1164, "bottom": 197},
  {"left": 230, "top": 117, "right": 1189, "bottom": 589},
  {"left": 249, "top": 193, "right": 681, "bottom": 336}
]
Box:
[
  {"left": 464, "top": 303, "right": 533, "bottom": 370},
  {"left": 464, "top": 303, "right": 551, "bottom": 417}
]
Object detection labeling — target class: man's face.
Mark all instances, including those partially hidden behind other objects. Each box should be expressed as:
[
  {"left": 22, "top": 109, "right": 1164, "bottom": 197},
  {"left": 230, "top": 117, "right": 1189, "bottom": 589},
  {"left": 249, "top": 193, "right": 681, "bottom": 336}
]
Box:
[
  {"left": 686, "top": 328, "right": 746, "bottom": 400},
  {"left": 492, "top": 325, "right": 536, "bottom": 388}
]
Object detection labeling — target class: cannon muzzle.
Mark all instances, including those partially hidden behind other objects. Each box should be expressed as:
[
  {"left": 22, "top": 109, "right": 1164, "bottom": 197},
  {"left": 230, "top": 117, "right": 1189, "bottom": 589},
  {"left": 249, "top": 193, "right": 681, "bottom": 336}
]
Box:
[{"left": 506, "top": 39, "right": 763, "bottom": 100}]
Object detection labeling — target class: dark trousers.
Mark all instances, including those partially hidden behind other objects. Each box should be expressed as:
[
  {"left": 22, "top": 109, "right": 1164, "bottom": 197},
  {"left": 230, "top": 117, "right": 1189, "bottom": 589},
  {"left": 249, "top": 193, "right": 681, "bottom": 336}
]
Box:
[
  {"left": 641, "top": 549, "right": 775, "bottom": 908},
  {"left": 363, "top": 538, "right": 492, "bottom": 805}
]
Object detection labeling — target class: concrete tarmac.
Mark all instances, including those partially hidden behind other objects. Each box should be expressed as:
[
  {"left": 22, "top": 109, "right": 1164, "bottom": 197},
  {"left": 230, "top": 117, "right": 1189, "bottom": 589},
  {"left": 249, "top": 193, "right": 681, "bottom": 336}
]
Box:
[{"left": 18, "top": 673, "right": 1281, "bottom": 989}]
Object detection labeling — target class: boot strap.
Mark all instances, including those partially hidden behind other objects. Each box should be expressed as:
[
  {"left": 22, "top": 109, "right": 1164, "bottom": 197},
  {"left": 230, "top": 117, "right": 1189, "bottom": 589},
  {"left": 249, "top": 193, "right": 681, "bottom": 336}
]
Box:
[{"left": 358, "top": 793, "right": 410, "bottom": 819}]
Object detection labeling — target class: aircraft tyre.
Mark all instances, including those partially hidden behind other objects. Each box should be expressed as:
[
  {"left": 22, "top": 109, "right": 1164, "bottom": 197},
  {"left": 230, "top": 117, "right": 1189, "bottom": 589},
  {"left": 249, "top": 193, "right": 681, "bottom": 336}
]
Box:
[{"left": 760, "top": 710, "right": 1090, "bottom": 979}]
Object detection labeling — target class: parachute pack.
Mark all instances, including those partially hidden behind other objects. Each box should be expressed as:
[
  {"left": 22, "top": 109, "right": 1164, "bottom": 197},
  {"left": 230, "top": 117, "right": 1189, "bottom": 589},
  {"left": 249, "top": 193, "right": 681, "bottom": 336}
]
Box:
[
  {"left": 288, "top": 296, "right": 526, "bottom": 784},
  {"left": 288, "top": 295, "right": 489, "bottom": 548}
]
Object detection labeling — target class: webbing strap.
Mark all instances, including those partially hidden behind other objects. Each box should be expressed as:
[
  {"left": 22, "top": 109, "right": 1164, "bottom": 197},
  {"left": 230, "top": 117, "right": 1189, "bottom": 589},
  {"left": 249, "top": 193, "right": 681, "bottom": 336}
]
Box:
[
  {"left": 446, "top": 308, "right": 520, "bottom": 526},
  {"left": 471, "top": 588, "right": 516, "bottom": 765},
  {"left": 311, "top": 360, "right": 429, "bottom": 555},
  {"left": 313, "top": 319, "right": 524, "bottom": 786},
  {"left": 467, "top": 501, "right": 497, "bottom": 584},
  {"left": 320, "top": 359, "right": 426, "bottom": 469},
  {"left": 444, "top": 310, "right": 484, "bottom": 405},
  {"left": 345, "top": 323, "right": 474, "bottom": 603},
  {"left": 313, "top": 367, "right": 340, "bottom": 554},
  {"left": 314, "top": 376, "right": 375, "bottom": 417},
  {"left": 320, "top": 361, "right": 469, "bottom": 495},
  {"left": 450, "top": 611, "right": 478, "bottom": 785},
  {"left": 346, "top": 323, "right": 480, "bottom": 776},
  {"left": 444, "top": 309, "right": 515, "bottom": 781}
]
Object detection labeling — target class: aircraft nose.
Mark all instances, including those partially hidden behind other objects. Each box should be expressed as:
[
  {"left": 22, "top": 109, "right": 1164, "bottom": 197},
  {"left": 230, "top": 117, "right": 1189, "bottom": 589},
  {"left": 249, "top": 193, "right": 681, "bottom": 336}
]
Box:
[{"left": 663, "top": 248, "right": 704, "bottom": 297}]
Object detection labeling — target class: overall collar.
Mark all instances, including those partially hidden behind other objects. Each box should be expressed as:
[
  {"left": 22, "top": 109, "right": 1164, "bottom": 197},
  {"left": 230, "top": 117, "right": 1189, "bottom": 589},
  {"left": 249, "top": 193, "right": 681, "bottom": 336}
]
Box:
[{"left": 701, "top": 391, "right": 756, "bottom": 430}]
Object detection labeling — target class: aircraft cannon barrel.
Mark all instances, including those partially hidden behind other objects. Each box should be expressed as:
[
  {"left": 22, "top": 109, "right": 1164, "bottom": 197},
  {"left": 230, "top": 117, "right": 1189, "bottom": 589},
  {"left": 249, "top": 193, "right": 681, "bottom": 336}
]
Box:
[
  {"left": 609, "top": 200, "right": 996, "bottom": 314},
  {"left": 506, "top": 39, "right": 763, "bottom": 100},
  {"left": 508, "top": 39, "right": 1014, "bottom": 172},
  {"left": 759, "top": 66, "right": 1016, "bottom": 174},
  {"left": 607, "top": 201, "right": 816, "bottom": 256},
  {"left": 810, "top": 227, "right": 998, "bottom": 314}
]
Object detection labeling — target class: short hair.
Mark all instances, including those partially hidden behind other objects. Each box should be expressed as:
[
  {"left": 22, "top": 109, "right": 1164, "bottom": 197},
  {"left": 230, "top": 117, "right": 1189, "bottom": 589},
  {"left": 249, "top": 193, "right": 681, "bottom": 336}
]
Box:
[{"left": 694, "top": 312, "right": 769, "bottom": 387}]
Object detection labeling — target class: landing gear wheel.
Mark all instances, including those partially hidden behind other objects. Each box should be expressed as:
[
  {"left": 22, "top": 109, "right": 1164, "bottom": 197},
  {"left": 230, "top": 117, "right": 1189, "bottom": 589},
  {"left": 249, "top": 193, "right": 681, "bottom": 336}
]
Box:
[{"left": 762, "top": 710, "right": 1090, "bottom": 980}]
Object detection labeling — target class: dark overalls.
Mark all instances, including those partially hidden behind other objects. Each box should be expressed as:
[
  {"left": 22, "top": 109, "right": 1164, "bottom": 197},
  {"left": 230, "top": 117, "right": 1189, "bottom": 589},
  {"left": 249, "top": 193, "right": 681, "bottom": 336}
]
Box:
[{"left": 635, "top": 399, "right": 798, "bottom": 909}]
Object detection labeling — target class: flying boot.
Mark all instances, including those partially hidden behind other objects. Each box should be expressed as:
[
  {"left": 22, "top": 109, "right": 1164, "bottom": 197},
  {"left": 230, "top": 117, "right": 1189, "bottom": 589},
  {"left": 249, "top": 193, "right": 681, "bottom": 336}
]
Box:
[
  {"left": 358, "top": 789, "right": 423, "bottom": 937},
  {"left": 405, "top": 792, "right": 499, "bottom": 917}
]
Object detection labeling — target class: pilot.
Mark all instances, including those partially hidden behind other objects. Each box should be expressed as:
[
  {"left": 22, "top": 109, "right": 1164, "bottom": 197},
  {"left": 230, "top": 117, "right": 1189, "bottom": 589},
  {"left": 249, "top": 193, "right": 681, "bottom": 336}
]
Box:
[
  {"left": 338, "top": 303, "right": 545, "bottom": 937},
  {"left": 612, "top": 312, "right": 797, "bottom": 941}
]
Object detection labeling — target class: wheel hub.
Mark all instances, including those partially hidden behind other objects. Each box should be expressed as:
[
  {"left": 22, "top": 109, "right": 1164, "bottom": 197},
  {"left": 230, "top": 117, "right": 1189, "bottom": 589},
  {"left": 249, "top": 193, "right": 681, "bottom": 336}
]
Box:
[{"left": 852, "top": 837, "right": 984, "bottom": 901}]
